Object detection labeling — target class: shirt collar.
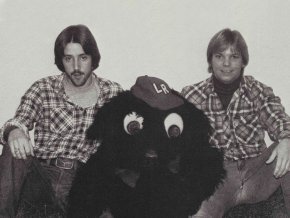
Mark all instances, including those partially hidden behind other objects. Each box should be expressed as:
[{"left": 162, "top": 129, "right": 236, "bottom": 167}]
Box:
[
  {"left": 203, "top": 76, "right": 215, "bottom": 96},
  {"left": 54, "top": 72, "right": 100, "bottom": 94},
  {"left": 206, "top": 75, "right": 251, "bottom": 96},
  {"left": 238, "top": 75, "right": 251, "bottom": 96},
  {"left": 54, "top": 73, "right": 65, "bottom": 94}
]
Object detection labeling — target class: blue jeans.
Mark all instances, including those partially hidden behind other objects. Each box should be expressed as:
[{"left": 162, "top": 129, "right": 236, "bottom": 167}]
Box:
[
  {"left": 0, "top": 145, "right": 78, "bottom": 217},
  {"left": 192, "top": 143, "right": 290, "bottom": 218}
]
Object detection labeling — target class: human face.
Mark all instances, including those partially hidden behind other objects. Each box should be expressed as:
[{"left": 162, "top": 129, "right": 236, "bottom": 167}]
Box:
[
  {"left": 62, "top": 42, "right": 93, "bottom": 87},
  {"left": 211, "top": 46, "right": 244, "bottom": 84}
]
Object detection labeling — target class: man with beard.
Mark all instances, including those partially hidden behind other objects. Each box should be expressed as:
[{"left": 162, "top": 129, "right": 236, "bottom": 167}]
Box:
[
  {"left": 182, "top": 28, "right": 290, "bottom": 217},
  {"left": 0, "top": 24, "right": 122, "bottom": 217}
]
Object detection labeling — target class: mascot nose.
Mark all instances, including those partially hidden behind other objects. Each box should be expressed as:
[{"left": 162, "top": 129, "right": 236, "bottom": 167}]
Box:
[
  {"left": 145, "top": 149, "right": 158, "bottom": 159},
  {"left": 144, "top": 149, "right": 158, "bottom": 168}
]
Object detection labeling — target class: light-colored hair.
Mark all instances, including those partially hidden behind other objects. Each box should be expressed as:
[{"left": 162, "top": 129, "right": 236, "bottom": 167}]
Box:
[{"left": 207, "top": 28, "right": 249, "bottom": 73}]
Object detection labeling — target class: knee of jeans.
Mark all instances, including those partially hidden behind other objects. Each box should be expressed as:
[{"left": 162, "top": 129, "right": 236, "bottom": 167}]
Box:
[
  {"left": 192, "top": 201, "right": 226, "bottom": 218},
  {"left": 191, "top": 211, "right": 218, "bottom": 218},
  {"left": 281, "top": 173, "right": 290, "bottom": 193}
]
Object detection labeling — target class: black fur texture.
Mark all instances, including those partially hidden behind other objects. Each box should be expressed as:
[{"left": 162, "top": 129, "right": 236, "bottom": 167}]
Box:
[{"left": 68, "top": 91, "right": 225, "bottom": 218}]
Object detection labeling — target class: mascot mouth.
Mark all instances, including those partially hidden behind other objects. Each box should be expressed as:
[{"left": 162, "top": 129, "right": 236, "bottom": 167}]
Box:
[
  {"left": 144, "top": 149, "right": 181, "bottom": 174},
  {"left": 115, "top": 151, "right": 181, "bottom": 188},
  {"left": 115, "top": 168, "right": 140, "bottom": 188}
]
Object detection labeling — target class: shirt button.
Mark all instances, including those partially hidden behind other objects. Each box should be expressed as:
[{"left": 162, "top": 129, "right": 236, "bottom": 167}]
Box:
[{"left": 233, "top": 120, "right": 239, "bottom": 127}]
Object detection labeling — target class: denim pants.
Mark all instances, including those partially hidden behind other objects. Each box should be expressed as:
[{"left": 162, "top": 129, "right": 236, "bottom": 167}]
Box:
[
  {"left": 0, "top": 145, "right": 78, "bottom": 217},
  {"left": 192, "top": 143, "right": 290, "bottom": 218}
]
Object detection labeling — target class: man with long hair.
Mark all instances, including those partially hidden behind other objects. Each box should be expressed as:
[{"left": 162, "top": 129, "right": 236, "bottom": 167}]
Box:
[{"left": 0, "top": 24, "right": 123, "bottom": 217}]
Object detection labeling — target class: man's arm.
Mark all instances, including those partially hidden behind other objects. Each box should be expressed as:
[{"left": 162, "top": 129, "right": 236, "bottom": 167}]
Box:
[
  {"left": 266, "top": 138, "right": 290, "bottom": 178},
  {"left": 258, "top": 86, "right": 290, "bottom": 177},
  {"left": 0, "top": 81, "right": 42, "bottom": 158}
]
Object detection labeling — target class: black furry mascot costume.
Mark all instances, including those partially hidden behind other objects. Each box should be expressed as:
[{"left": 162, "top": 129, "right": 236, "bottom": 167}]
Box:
[{"left": 68, "top": 76, "right": 225, "bottom": 218}]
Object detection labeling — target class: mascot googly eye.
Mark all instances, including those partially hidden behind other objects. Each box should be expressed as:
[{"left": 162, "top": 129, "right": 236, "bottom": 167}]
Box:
[
  {"left": 164, "top": 113, "right": 183, "bottom": 138},
  {"left": 123, "top": 112, "right": 144, "bottom": 135},
  {"left": 68, "top": 76, "right": 225, "bottom": 218}
]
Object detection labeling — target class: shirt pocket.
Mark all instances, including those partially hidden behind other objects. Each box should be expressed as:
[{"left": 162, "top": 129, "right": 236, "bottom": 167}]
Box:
[
  {"left": 233, "top": 114, "right": 261, "bottom": 146},
  {"left": 49, "top": 107, "right": 75, "bottom": 133}
]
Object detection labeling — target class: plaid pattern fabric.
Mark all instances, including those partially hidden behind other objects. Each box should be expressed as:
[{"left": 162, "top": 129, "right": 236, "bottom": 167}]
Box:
[
  {"left": 0, "top": 73, "right": 123, "bottom": 163},
  {"left": 181, "top": 75, "right": 290, "bottom": 160}
]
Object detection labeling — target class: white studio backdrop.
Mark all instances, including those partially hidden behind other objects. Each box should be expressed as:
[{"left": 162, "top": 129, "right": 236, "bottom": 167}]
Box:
[{"left": 0, "top": 0, "right": 290, "bottom": 148}]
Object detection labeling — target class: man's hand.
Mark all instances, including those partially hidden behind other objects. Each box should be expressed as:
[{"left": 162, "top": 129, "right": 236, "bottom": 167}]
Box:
[
  {"left": 266, "top": 138, "right": 290, "bottom": 178},
  {"left": 8, "top": 128, "right": 34, "bottom": 159}
]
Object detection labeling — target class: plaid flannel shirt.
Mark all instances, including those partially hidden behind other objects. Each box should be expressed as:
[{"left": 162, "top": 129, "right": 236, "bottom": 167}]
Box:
[
  {"left": 181, "top": 75, "right": 290, "bottom": 160},
  {"left": 0, "top": 73, "right": 123, "bottom": 163}
]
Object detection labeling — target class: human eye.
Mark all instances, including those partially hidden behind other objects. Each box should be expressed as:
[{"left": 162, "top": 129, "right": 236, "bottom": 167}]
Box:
[
  {"left": 63, "top": 56, "right": 72, "bottom": 62},
  {"left": 214, "top": 53, "right": 222, "bottom": 59},
  {"left": 80, "top": 55, "right": 89, "bottom": 61},
  {"left": 232, "top": 54, "right": 241, "bottom": 59}
]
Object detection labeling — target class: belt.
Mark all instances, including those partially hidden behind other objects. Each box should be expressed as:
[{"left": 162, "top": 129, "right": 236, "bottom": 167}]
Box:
[{"left": 38, "top": 157, "right": 83, "bottom": 170}]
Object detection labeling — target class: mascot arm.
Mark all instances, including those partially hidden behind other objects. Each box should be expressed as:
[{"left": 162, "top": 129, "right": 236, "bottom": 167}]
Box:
[{"left": 67, "top": 154, "right": 113, "bottom": 218}]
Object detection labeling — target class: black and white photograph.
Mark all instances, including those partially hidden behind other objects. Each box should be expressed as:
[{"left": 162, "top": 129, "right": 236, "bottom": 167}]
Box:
[{"left": 0, "top": 0, "right": 290, "bottom": 217}]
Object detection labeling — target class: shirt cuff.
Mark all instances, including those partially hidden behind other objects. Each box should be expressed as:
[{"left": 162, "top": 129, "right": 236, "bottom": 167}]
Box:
[
  {"left": 278, "top": 131, "right": 290, "bottom": 141},
  {"left": 0, "top": 121, "right": 29, "bottom": 145}
]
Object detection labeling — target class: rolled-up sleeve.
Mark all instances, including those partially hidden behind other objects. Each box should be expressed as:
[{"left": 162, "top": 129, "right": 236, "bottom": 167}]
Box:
[
  {"left": 258, "top": 86, "right": 290, "bottom": 141},
  {"left": 0, "top": 81, "right": 42, "bottom": 145}
]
